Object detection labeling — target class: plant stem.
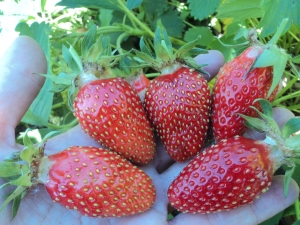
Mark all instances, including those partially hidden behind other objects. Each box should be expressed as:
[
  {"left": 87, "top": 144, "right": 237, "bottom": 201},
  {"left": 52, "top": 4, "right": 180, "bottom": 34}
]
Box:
[
  {"left": 295, "top": 199, "right": 300, "bottom": 220},
  {"left": 116, "top": 33, "right": 129, "bottom": 54},
  {"left": 116, "top": 0, "right": 154, "bottom": 37}
]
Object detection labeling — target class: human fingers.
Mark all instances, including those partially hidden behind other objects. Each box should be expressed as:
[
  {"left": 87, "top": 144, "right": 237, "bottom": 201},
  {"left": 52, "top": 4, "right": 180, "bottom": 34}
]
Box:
[
  {"left": 244, "top": 107, "right": 295, "bottom": 140},
  {"left": 194, "top": 50, "right": 225, "bottom": 81},
  {"left": 168, "top": 176, "right": 299, "bottom": 225},
  {"left": 0, "top": 36, "right": 46, "bottom": 144}
]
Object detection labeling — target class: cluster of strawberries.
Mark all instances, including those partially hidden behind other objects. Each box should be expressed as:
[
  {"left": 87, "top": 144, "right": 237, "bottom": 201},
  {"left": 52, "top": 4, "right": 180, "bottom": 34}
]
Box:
[{"left": 1, "top": 24, "right": 298, "bottom": 220}]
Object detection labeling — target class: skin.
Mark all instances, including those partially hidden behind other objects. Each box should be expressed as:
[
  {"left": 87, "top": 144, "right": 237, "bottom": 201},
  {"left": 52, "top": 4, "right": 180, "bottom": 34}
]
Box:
[{"left": 0, "top": 36, "right": 298, "bottom": 225}]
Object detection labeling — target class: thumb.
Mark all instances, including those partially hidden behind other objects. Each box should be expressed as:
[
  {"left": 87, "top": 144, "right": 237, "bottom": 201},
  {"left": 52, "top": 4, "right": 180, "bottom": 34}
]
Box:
[{"left": 0, "top": 36, "right": 46, "bottom": 142}]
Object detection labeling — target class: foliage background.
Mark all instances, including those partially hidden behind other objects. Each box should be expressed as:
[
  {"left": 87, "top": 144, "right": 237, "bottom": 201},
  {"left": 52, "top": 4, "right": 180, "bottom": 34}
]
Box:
[{"left": 0, "top": 0, "right": 300, "bottom": 224}]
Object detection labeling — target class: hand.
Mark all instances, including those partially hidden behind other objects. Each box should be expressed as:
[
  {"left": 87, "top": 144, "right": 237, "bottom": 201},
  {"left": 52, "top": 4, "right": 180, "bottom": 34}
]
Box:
[{"left": 0, "top": 36, "right": 298, "bottom": 225}]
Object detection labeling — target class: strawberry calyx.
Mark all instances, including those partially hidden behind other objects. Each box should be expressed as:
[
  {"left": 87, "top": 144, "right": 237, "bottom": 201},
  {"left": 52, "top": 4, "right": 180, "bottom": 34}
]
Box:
[
  {"left": 239, "top": 98, "right": 300, "bottom": 196},
  {"left": 0, "top": 130, "right": 57, "bottom": 219},
  {"left": 133, "top": 26, "right": 209, "bottom": 76},
  {"left": 42, "top": 26, "right": 127, "bottom": 109}
]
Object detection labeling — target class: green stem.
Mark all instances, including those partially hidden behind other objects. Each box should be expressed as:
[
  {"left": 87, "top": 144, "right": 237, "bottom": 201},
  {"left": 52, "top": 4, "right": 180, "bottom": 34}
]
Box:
[
  {"left": 273, "top": 90, "right": 300, "bottom": 105},
  {"left": 288, "top": 30, "right": 300, "bottom": 42},
  {"left": 46, "top": 119, "right": 78, "bottom": 131},
  {"left": 145, "top": 72, "right": 160, "bottom": 78},
  {"left": 52, "top": 102, "right": 65, "bottom": 110},
  {"left": 295, "top": 198, "right": 300, "bottom": 220},
  {"left": 116, "top": 0, "right": 154, "bottom": 37},
  {"left": 268, "top": 18, "right": 289, "bottom": 45},
  {"left": 116, "top": 33, "right": 129, "bottom": 54}
]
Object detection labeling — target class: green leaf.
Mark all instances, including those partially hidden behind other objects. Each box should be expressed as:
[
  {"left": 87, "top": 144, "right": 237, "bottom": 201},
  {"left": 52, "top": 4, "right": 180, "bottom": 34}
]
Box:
[
  {"left": 258, "top": 210, "right": 284, "bottom": 225},
  {"left": 139, "top": 36, "right": 153, "bottom": 56},
  {"left": 56, "top": 0, "right": 122, "bottom": 11},
  {"left": 99, "top": 9, "right": 113, "bottom": 27},
  {"left": 258, "top": 0, "right": 300, "bottom": 38},
  {"left": 4, "top": 152, "right": 21, "bottom": 162},
  {"left": 62, "top": 45, "right": 80, "bottom": 74},
  {"left": 41, "top": 0, "right": 47, "bottom": 11},
  {"left": 216, "top": 0, "right": 263, "bottom": 21},
  {"left": 126, "top": 0, "right": 142, "bottom": 10},
  {"left": 150, "top": 7, "right": 184, "bottom": 38},
  {"left": 175, "top": 36, "right": 201, "bottom": 59},
  {"left": 132, "top": 49, "right": 157, "bottom": 65},
  {"left": 0, "top": 162, "right": 28, "bottom": 178},
  {"left": 12, "top": 192, "right": 22, "bottom": 219},
  {"left": 255, "top": 99, "right": 273, "bottom": 118},
  {"left": 282, "top": 117, "right": 300, "bottom": 138},
  {"left": 81, "top": 25, "right": 97, "bottom": 61},
  {"left": 238, "top": 114, "right": 267, "bottom": 132},
  {"left": 69, "top": 45, "right": 83, "bottom": 71},
  {"left": 284, "top": 165, "right": 295, "bottom": 197},
  {"left": 188, "top": 0, "right": 222, "bottom": 20},
  {"left": 253, "top": 45, "right": 289, "bottom": 96},
  {"left": 18, "top": 22, "right": 53, "bottom": 127},
  {"left": 292, "top": 55, "right": 300, "bottom": 64},
  {"left": 184, "top": 27, "right": 214, "bottom": 47},
  {"left": 0, "top": 186, "right": 26, "bottom": 215},
  {"left": 286, "top": 135, "right": 300, "bottom": 150}
]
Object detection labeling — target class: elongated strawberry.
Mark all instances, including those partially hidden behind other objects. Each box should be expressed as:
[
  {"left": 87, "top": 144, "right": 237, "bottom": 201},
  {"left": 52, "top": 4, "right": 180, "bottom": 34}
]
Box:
[
  {"left": 134, "top": 27, "right": 211, "bottom": 162},
  {"left": 0, "top": 135, "right": 156, "bottom": 219},
  {"left": 212, "top": 20, "right": 291, "bottom": 141},
  {"left": 212, "top": 45, "right": 277, "bottom": 141},
  {"left": 48, "top": 27, "right": 155, "bottom": 165},
  {"left": 73, "top": 77, "right": 155, "bottom": 165},
  {"left": 168, "top": 99, "right": 300, "bottom": 214}
]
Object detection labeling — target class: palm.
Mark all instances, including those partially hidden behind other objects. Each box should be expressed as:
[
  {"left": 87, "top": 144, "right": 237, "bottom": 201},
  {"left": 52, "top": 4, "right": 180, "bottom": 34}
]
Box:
[{"left": 0, "top": 36, "right": 298, "bottom": 225}]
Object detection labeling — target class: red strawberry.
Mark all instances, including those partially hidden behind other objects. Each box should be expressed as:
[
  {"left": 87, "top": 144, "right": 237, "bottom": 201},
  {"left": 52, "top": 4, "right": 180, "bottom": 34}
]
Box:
[
  {"left": 73, "top": 77, "right": 155, "bottom": 165},
  {"left": 0, "top": 143, "right": 156, "bottom": 219},
  {"left": 41, "top": 146, "right": 156, "bottom": 217},
  {"left": 49, "top": 29, "right": 156, "bottom": 165},
  {"left": 212, "top": 23, "right": 292, "bottom": 142},
  {"left": 144, "top": 67, "right": 211, "bottom": 162},
  {"left": 212, "top": 44, "right": 277, "bottom": 141},
  {"left": 134, "top": 27, "right": 211, "bottom": 162},
  {"left": 126, "top": 72, "right": 150, "bottom": 102},
  {"left": 168, "top": 135, "right": 274, "bottom": 213},
  {"left": 168, "top": 99, "right": 299, "bottom": 213}
]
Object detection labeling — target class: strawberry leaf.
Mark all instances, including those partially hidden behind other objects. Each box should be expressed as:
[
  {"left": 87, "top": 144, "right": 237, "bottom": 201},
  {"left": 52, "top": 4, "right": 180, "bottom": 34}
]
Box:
[
  {"left": 258, "top": 0, "right": 300, "bottom": 38},
  {"left": 0, "top": 186, "right": 27, "bottom": 216},
  {"left": 216, "top": 0, "right": 263, "bottom": 21},
  {"left": 69, "top": 45, "right": 83, "bottom": 72},
  {"left": 174, "top": 36, "right": 202, "bottom": 59},
  {"left": 4, "top": 152, "right": 21, "bottom": 162},
  {"left": 139, "top": 37, "right": 153, "bottom": 57},
  {"left": 0, "top": 162, "right": 27, "bottom": 179},
  {"left": 285, "top": 135, "right": 300, "bottom": 151},
  {"left": 81, "top": 25, "right": 97, "bottom": 61},
  {"left": 188, "top": 0, "right": 222, "bottom": 20},
  {"left": 184, "top": 27, "right": 214, "bottom": 47},
  {"left": 12, "top": 192, "right": 22, "bottom": 220},
  {"left": 238, "top": 114, "right": 267, "bottom": 132},
  {"left": 126, "top": 0, "right": 143, "bottom": 10},
  {"left": 282, "top": 118, "right": 300, "bottom": 139},
  {"left": 62, "top": 45, "right": 80, "bottom": 74},
  {"left": 284, "top": 165, "right": 295, "bottom": 198},
  {"left": 254, "top": 98, "right": 273, "bottom": 118}
]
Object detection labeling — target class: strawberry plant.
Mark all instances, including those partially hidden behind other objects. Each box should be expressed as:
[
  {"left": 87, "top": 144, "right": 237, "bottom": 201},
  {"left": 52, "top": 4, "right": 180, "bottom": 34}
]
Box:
[{"left": 0, "top": 0, "right": 300, "bottom": 224}]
